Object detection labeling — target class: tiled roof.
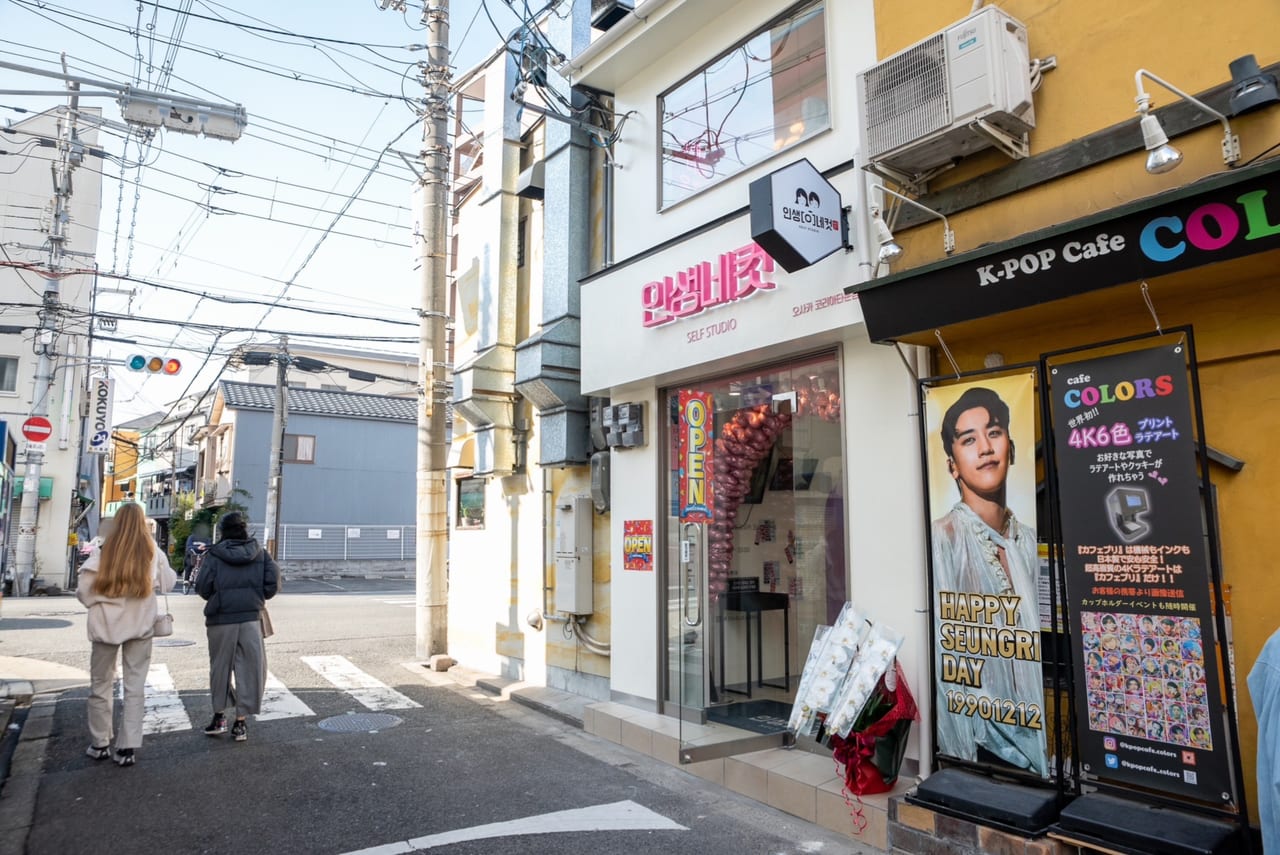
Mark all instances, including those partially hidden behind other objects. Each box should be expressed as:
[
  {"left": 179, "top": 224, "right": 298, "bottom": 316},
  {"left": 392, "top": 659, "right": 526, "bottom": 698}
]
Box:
[{"left": 220, "top": 381, "right": 416, "bottom": 423}]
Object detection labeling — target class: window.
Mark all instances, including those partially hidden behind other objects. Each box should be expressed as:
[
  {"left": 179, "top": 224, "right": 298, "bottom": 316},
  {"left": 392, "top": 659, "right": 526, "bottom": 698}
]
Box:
[
  {"left": 659, "top": 1, "right": 829, "bottom": 208},
  {"left": 0, "top": 356, "right": 17, "bottom": 393},
  {"left": 284, "top": 434, "right": 315, "bottom": 463},
  {"left": 457, "top": 477, "right": 485, "bottom": 529}
]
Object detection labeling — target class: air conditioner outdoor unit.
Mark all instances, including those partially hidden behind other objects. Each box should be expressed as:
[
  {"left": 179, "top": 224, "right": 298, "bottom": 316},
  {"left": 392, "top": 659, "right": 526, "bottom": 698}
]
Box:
[{"left": 858, "top": 6, "right": 1035, "bottom": 180}]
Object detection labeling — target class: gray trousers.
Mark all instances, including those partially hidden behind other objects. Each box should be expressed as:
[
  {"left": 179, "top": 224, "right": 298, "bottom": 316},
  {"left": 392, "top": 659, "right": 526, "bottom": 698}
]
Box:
[
  {"left": 207, "top": 621, "right": 266, "bottom": 717},
  {"left": 88, "top": 638, "right": 152, "bottom": 750}
]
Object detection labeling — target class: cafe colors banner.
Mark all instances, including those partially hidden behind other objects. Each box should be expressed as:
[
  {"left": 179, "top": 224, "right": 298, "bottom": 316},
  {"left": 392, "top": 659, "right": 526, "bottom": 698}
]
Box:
[
  {"left": 1049, "top": 342, "right": 1232, "bottom": 805},
  {"left": 678, "top": 390, "right": 714, "bottom": 522},
  {"left": 924, "top": 372, "right": 1049, "bottom": 778}
]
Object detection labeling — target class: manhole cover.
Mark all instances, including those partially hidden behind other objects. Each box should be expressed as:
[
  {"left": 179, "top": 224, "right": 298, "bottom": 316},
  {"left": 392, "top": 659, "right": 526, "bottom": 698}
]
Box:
[
  {"left": 153, "top": 638, "right": 197, "bottom": 647},
  {"left": 318, "top": 713, "right": 403, "bottom": 733}
]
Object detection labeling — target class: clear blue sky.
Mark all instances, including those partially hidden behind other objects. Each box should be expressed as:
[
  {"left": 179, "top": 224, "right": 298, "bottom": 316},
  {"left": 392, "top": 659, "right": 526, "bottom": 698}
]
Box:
[{"left": 0, "top": 0, "right": 524, "bottom": 422}]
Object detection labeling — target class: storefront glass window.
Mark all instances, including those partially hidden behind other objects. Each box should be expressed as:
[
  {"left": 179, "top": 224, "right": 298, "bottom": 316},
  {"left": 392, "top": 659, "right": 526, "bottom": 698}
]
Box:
[
  {"left": 659, "top": 0, "right": 829, "bottom": 209},
  {"left": 664, "top": 351, "right": 845, "bottom": 713}
]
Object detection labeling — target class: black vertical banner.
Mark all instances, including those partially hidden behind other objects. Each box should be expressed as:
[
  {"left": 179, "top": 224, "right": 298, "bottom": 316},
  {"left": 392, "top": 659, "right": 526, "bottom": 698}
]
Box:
[{"left": 1049, "top": 342, "right": 1232, "bottom": 805}]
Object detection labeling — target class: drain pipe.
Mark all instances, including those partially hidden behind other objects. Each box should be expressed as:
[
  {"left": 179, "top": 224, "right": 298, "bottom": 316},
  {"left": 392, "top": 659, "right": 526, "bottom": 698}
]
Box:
[{"left": 570, "top": 616, "right": 611, "bottom": 657}]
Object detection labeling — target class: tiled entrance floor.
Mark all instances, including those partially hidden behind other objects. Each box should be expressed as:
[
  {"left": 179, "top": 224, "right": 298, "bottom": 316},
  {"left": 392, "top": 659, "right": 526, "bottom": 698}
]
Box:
[{"left": 583, "top": 700, "right": 913, "bottom": 850}]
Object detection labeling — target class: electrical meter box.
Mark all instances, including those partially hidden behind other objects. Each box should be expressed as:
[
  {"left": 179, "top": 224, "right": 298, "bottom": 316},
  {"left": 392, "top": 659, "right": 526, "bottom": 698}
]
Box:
[{"left": 554, "top": 496, "right": 594, "bottom": 615}]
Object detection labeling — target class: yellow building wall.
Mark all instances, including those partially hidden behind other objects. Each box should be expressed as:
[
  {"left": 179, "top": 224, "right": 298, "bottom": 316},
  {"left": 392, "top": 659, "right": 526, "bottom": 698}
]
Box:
[
  {"left": 873, "top": 0, "right": 1280, "bottom": 823},
  {"left": 545, "top": 467, "right": 611, "bottom": 679},
  {"left": 875, "top": 1, "right": 1280, "bottom": 265},
  {"left": 105, "top": 430, "right": 139, "bottom": 504}
]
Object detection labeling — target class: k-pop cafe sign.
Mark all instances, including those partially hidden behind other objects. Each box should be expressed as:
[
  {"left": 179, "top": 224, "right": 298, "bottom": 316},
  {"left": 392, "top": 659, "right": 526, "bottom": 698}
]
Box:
[{"left": 853, "top": 159, "right": 1280, "bottom": 342}]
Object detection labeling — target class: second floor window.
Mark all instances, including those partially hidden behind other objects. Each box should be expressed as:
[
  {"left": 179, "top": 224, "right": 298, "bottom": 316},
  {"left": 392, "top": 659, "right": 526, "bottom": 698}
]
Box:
[
  {"left": 659, "top": 0, "right": 829, "bottom": 208},
  {"left": 0, "top": 356, "right": 17, "bottom": 393},
  {"left": 284, "top": 434, "right": 316, "bottom": 463}
]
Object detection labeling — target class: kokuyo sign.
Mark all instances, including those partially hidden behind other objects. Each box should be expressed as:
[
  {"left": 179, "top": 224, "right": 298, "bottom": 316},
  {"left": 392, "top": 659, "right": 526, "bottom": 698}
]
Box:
[{"left": 87, "top": 377, "right": 114, "bottom": 455}]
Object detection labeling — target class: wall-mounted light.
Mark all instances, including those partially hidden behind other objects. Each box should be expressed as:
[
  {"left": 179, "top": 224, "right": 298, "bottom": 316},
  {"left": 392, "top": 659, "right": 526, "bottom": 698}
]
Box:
[
  {"left": 868, "top": 183, "right": 955, "bottom": 267},
  {"left": 1228, "top": 54, "right": 1280, "bottom": 116},
  {"left": 1134, "top": 69, "right": 1240, "bottom": 174}
]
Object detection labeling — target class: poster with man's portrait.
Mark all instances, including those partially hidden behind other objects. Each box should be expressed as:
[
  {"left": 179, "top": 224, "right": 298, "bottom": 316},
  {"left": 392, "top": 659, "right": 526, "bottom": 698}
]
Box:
[{"left": 923, "top": 372, "right": 1049, "bottom": 778}]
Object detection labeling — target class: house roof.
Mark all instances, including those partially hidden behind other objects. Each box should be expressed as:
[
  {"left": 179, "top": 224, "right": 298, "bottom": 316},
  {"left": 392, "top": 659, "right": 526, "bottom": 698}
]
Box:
[{"left": 220, "top": 381, "right": 416, "bottom": 423}]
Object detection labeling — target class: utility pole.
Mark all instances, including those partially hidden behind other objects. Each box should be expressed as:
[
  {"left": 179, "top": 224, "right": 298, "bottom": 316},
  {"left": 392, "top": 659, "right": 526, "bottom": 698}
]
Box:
[
  {"left": 263, "top": 336, "right": 288, "bottom": 558},
  {"left": 417, "top": 0, "right": 450, "bottom": 659},
  {"left": 13, "top": 69, "right": 81, "bottom": 597}
]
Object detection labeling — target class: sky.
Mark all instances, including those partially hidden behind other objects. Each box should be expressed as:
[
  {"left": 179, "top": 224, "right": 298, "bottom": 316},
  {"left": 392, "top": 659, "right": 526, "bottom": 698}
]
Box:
[{"left": 0, "top": 0, "right": 527, "bottom": 423}]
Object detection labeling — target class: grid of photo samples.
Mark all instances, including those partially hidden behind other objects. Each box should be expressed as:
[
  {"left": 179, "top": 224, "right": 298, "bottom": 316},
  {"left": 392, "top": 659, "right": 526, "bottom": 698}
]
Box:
[{"left": 1082, "top": 611, "right": 1212, "bottom": 750}]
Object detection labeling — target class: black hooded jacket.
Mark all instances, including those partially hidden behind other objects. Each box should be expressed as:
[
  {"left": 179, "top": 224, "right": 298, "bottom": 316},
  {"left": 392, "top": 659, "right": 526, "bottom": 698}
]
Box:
[{"left": 196, "top": 537, "right": 279, "bottom": 626}]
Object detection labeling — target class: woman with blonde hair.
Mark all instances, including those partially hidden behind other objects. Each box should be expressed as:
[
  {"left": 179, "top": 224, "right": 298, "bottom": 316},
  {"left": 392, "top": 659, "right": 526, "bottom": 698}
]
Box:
[{"left": 76, "top": 502, "right": 177, "bottom": 766}]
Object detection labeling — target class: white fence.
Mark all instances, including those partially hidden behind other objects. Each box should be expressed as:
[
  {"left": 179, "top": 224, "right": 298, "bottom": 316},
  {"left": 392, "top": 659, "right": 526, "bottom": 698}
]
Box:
[{"left": 278, "top": 524, "right": 416, "bottom": 561}]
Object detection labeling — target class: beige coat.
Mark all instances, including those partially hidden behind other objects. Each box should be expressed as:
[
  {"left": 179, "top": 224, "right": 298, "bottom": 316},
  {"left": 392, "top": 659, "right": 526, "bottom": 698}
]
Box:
[{"left": 76, "top": 546, "right": 178, "bottom": 644}]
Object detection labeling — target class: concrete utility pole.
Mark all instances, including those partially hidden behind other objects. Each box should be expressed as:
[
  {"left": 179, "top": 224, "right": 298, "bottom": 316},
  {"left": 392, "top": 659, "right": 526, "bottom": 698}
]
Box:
[
  {"left": 416, "top": 0, "right": 450, "bottom": 659},
  {"left": 13, "top": 74, "right": 81, "bottom": 597},
  {"left": 263, "top": 336, "right": 288, "bottom": 558}
]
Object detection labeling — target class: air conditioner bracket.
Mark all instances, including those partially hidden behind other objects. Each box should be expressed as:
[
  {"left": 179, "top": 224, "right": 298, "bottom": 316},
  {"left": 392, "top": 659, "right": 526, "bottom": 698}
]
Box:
[
  {"left": 969, "top": 118, "right": 1030, "bottom": 161},
  {"left": 864, "top": 161, "right": 951, "bottom": 197}
]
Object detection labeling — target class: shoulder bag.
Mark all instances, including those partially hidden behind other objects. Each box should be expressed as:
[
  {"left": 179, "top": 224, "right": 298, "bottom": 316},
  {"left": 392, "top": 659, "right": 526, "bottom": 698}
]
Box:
[{"left": 153, "top": 590, "right": 174, "bottom": 637}]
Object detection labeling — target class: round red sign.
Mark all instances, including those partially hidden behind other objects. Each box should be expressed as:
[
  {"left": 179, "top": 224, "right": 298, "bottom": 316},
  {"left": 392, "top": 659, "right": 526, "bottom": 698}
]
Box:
[{"left": 21, "top": 416, "right": 53, "bottom": 442}]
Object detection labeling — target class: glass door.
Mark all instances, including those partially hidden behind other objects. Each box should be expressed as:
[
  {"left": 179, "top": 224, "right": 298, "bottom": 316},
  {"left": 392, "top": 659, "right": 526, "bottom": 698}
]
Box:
[{"left": 665, "top": 352, "right": 846, "bottom": 763}]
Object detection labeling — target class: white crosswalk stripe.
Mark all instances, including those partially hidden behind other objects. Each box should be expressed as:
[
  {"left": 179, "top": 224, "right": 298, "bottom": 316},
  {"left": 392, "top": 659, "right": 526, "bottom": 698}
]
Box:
[
  {"left": 302, "top": 655, "right": 422, "bottom": 711},
  {"left": 111, "top": 656, "right": 411, "bottom": 735},
  {"left": 256, "top": 671, "right": 316, "bottom": 721},
  {"left": 118, "top": 663, "right": 192, "bottom": 735}
]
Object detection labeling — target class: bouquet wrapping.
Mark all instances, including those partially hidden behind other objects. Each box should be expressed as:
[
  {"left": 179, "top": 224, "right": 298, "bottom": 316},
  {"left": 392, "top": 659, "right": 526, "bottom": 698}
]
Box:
[{"left": 828, "top": 661, "right": 918, "bottom": 795}]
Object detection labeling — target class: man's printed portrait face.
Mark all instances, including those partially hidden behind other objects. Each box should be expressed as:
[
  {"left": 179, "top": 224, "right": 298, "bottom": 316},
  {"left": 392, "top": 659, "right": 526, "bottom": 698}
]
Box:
[{"left": 947, "top": 405, "right": 1012, "bottom": 496}]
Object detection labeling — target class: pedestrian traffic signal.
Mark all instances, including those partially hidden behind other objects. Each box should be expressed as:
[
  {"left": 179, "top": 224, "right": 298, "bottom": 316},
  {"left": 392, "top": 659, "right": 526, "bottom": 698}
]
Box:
[{"left": 127, "top": 354, "right": 182, "bottom": 375}]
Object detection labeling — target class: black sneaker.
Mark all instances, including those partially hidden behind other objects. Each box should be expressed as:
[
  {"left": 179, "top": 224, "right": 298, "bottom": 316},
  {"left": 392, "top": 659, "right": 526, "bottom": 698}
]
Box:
[
  {"left": 231, "top": 719, "right": 247, "bottom": 742},
  {"left": 114, "top": 748, "right": 135, "bottom": 767},
  {"left": 203, "top": 713, "right": 227, "bottom": 736},
  {"left": 85, "top": 745, "right": 111, "bottom": 761}
]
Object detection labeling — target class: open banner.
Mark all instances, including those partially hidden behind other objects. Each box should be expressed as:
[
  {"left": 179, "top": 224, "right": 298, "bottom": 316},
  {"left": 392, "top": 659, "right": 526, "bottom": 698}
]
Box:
[{"left": 923, "top": 372, "right": 1050, "bottom": 779}]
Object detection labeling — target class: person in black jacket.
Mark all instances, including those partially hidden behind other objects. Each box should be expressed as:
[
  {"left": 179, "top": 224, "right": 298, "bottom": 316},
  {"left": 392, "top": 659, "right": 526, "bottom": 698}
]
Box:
[{"left": 197, "top": 512, "right": 279, "bottom": 742}]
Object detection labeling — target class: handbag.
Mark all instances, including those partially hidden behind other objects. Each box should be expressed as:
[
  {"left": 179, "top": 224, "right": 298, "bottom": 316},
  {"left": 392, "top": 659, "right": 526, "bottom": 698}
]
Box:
[
  {"left": 152, "top": 592, "right": 174, "bottom": 638},
  {"left": 260, "top": 607, "right": 274, "bottom": 638}
]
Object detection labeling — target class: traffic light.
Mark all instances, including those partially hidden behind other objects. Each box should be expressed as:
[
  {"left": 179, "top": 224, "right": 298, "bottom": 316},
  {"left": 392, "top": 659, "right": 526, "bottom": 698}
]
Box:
[{"left": 127, "top": 354, "right": 182, "bottom": 375}]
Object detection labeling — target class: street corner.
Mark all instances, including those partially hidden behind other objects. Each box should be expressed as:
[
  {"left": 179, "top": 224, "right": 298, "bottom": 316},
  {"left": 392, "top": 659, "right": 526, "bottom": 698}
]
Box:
[{"left": 0, "top": 657, "right": 89, "bottom": 698}]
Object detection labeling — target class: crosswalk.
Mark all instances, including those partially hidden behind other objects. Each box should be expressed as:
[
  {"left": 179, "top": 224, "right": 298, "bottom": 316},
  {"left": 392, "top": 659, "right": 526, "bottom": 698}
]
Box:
[{"left": 115, "top": 655, "right": 418, "bottom": 736}]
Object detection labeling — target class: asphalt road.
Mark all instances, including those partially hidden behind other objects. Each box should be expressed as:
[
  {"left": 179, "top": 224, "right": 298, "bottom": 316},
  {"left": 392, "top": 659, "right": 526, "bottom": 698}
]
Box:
[{"left": 1, "top": 580, "right": 867, "bottom": 855}]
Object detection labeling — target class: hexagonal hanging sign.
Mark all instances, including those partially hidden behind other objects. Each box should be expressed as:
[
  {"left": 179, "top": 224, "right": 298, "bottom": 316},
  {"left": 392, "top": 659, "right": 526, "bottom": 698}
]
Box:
[{"left": 748, "top": 158, "right": 846, "bottom": 273}]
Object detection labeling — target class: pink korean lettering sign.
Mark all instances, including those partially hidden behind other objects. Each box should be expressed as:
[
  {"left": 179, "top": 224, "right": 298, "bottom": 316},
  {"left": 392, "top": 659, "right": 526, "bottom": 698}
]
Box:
[{"left": 643, "top": 243, "right": 776, "bottom": 327}]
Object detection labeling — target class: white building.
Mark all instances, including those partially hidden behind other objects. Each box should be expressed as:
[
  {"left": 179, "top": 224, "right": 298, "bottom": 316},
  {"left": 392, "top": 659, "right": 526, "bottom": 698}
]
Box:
[
  {"left": 571, "top": 0, "right": 932, "bottom": 782},
  {"left": 0, "top": 107, "right": 102, "bottom": 591}
]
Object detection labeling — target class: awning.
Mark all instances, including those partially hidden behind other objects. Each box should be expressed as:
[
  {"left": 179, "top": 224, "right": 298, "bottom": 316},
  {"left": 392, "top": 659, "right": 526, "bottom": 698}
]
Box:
[{"left": 847, "top": 157, "right": 1280, "bottom": 342}]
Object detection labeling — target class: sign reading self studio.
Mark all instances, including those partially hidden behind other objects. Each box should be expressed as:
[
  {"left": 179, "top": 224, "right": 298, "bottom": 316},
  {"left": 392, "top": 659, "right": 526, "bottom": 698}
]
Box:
[
  {"left": 854, "top": 158, "right": 1280, "bottom": 342},
  {"left": 1048, "top": 341, "right": 1233, "bottom": 805}
]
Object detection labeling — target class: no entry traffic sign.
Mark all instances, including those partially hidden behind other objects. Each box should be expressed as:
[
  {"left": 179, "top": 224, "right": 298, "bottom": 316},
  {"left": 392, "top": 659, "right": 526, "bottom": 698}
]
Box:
[{"left": 22, "top": 416, "right": 53, "bottom": 442}]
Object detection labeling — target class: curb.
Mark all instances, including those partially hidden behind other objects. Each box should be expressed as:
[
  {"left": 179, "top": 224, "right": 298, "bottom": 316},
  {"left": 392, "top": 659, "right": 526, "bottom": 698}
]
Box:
[{"left": 0, "top": 694, "right": 57, "bottom": 855}]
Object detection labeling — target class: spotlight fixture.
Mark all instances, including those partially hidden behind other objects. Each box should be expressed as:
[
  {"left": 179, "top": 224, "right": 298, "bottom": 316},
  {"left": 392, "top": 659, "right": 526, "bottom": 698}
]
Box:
[
  {"left": 1133, "top": 69, "right": 1240, "bottom": 174},
  {"left": 868, "top": 183, "right": 955, "bottom": 267},
  {"left": 871, "top": 207, "right": 903, "bottom": 264},
  {"left": 1228, "top": 54, "right": 1280, "bottom": 116}
]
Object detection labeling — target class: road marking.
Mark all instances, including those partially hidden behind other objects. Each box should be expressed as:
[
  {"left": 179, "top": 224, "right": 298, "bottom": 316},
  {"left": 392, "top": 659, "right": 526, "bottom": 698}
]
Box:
[
  {"left": 301, "top": 655, "right": 422, "bottom": 711},
  {"left": 255, "top": 671, "right": 315, "bottom": 721},
  {"left": 340, "top": 800, "right": 686, "bottom": 854},
  {"left": 118, "top": 663, "right": 192, "bottom": 734},
  {"left": 382, "top": 599, "right": 415, "bottom": 608}
]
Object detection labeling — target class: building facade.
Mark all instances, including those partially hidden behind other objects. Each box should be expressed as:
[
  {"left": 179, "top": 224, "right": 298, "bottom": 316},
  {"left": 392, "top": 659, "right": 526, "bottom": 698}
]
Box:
[
  {"left": 192, "top": 380, "right": 417, "bottom": 577},
  {"left": 0, "top": 107, "right": 102, "bottom": 592}
]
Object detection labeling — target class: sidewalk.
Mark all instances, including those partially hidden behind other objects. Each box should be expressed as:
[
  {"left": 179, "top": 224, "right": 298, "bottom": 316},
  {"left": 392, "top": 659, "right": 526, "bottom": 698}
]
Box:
[
  {"left": 0, "top": 657, "right": 88, "bottom": 700},
  {"left": 411, "top": 662, "right": 894, "bottom": 852}
]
